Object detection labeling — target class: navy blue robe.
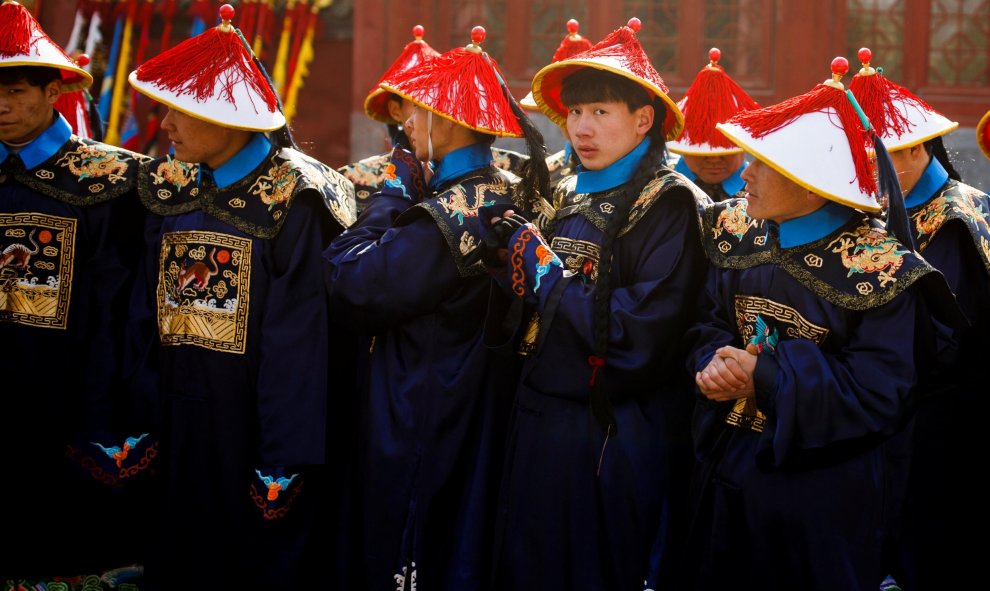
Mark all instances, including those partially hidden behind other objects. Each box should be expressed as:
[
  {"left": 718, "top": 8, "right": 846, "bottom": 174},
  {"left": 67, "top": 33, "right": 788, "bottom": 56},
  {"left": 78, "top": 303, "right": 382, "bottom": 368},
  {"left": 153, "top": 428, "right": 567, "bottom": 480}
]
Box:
[
  {"left": 684, "top": 198, "right": 951, "bottom": 591},
  {"left": 0, "top": 114, "right": 152, "bottom": 578},
  {"left": 895, "top": 159, "right": 990, "bottom": 589},
  {"left": 492, "top": 148, "right": 711, "bottom": 590},
  {"left": 130, "top": 134, "right": 356, "bottom": 590},
  {"left": 324, "top": 143, "right": 525, "bottom": 591}
]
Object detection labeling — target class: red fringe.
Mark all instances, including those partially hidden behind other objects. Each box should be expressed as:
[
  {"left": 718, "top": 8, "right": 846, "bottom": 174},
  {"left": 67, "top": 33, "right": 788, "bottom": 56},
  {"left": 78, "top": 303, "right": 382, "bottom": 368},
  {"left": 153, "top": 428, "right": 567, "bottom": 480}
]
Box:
[
  {"left": 584, "top": 25, "right": 668, "bottom": 94},
  {"left": 681, "top": 65, "right": 759, "bottom": 148},
  {"left": 732, "top": 84, "right": 876, "bottom": 196},
  {"left": 849, "top": 73, "right": 930, "bottom": 140},
  {"left": 136, "top": 26, "right": 279, "bottom": 113},
  {"left": 389, "top": 47, "right": 523, "bottom": 136},
  {"left": 552, "top": 34, "right": 592, "bottom": 62},
  {"left": 0, "top": 1, "right": 42, "bottom": 58}
]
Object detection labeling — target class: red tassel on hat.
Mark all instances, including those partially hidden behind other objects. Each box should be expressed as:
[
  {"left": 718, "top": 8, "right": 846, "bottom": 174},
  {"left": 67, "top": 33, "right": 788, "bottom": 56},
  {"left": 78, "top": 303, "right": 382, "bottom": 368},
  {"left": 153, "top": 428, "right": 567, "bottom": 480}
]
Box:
[
  {"left": 551, "top": 19, "right": 593, "bottom": 62},
  {"left": 679, "top": 48, "right": 760, "bottom": 149},
  {"left": 364, "top": 25, "right": 440, "bottom": 124},
  {"left": 384, "top": 26, "right": 524, "bottom": 137},
  {"left": 0, "top": 0, "right": 40, "bottom": 57},
  {"left": 729, "top": 57, "right": 876, "bottom": 196},
  {"left": 848, "top": 47, "right": 932, "bottom": 141},
  {"left": 134, "top": 4, "right": 278, "bottom": 113}
]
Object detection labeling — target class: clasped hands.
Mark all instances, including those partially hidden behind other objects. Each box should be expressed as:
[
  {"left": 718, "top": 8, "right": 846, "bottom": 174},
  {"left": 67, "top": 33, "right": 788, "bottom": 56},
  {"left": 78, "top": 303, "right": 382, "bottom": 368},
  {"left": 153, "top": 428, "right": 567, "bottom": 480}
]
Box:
[{"left": 696, "top": 345, "right": 758, "bottom": 401}]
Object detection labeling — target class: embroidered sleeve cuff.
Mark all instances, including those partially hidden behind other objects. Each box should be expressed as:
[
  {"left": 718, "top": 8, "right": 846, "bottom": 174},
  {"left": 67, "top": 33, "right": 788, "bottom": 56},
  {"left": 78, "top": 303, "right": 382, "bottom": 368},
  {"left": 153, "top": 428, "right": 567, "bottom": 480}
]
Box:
[{"left": 508, "top": 223, "right": 563, "bottom": 304}]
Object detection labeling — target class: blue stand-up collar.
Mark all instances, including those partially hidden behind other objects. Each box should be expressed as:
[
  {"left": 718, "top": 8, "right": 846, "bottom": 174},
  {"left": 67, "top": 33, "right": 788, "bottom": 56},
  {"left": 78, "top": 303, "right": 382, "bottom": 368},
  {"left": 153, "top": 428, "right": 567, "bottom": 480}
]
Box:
[
  {"left": 904, "top": 157, "right": 949, "bottom": 209},
  {"left": 0, "top": 113, "right": 71, "bottom": 169},
  {"left": 575, "top": 137, "right": 651, "bottom": 193},
  {"left": 429, "top": 142, "right": 493, "bottom": 190},
  {"left": 206, "top": 133, "right": 271, "bottom": 189},
  {"left": 674, "top": 157, "right": 747, "bottom": 196},
  {"left": 778, "top": 200, "right": 855, "bottom": 249}
]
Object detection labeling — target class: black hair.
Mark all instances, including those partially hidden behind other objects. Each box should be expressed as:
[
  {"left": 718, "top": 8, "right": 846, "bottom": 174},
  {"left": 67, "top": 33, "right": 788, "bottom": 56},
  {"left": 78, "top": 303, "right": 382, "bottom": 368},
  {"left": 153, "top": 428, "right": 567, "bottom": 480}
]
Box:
[
  {"left": 562, "top": 68, "right": 668, "bottom": 436},
  {"left": 0, "top": 66, "right": 61, "bottom": 88},
  {"left": 487, "top": 58, "right": 550, "bottom": 212},
  {"left": 924, "top": 135, "right": 962, "bottom": 182}
]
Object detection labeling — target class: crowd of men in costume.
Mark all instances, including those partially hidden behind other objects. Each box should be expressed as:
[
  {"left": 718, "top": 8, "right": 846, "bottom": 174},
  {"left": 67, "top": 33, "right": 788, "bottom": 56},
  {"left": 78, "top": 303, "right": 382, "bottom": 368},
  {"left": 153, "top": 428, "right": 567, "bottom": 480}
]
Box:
[{"left": 2, "top": 2, "right": 989, "bottom": 590}]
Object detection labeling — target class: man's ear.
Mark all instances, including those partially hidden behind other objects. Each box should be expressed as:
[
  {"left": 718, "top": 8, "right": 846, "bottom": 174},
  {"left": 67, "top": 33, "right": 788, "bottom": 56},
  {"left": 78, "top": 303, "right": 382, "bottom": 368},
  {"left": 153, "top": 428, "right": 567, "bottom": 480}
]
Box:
[
  {"left": 44, "top": 79, "right": 62, "bottom": 105},
  {"left": 386, "top": 98, "right": 405, "bottom": 125},
  {"left": 635, "top": 104, "right": 655, "bottom": 136}
]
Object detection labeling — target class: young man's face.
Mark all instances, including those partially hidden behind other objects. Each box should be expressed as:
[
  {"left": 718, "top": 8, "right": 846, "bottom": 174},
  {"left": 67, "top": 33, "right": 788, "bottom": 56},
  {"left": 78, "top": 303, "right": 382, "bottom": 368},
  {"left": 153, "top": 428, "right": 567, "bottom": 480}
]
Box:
[
  {"left": 682, "top": 152, "right": 746, "bottom": 185},
  {"left": 565, "top": 100, "right": 653, "bottom": 171},
  {"left": 0, "top": 78, "right": 60, "bottom": 145},
  {"left": 160, "top": 107, "right": 250, "bottom": 169},
  {"left": 740, "top": 157, "right": 825, "bottom": 223}
]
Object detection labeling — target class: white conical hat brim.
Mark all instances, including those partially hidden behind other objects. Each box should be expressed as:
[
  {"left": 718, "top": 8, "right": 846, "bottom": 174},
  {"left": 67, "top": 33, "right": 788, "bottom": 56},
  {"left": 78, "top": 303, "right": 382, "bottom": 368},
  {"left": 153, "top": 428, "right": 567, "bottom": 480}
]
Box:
[
  {"left": 1, "top": 41, "right": 92, "bottom": 93},
  {"left": 718, "top": 109, "right": 881, "bottom": 212},
  {"left": 880, "top": 98, "right": 958, "bottom": 151},
  {"left": 129, "top": 69, "right": 285, "bottom": 132}
]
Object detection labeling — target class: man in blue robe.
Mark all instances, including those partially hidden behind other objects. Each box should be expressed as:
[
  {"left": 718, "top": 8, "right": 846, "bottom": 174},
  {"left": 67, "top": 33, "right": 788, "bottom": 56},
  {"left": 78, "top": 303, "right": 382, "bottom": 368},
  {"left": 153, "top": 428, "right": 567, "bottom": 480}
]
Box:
[
  {"left": 850, "top": 48, "right": 990, "bottom": 589},
  {"left": 483, "top": 19, "right": 710, "bottom": 590},
  {"left": 0, "top": 2, "right": 153, "bottom": 580},
  {"left": 684, "top": 58, "right": 958, "bottom": 590},
  {"left": 323, "top": 26, "right": 551, "bottom": 591},
  {"left": 126, "top": 6, "right": 356, "bottom": 589}
]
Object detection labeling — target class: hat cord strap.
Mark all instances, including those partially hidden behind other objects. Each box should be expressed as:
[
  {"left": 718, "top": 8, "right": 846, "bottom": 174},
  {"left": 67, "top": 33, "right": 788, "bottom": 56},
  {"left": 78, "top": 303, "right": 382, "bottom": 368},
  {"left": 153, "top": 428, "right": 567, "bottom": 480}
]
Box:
[{"left": 427, "top": 110, "right": 434, "bottom": 162}]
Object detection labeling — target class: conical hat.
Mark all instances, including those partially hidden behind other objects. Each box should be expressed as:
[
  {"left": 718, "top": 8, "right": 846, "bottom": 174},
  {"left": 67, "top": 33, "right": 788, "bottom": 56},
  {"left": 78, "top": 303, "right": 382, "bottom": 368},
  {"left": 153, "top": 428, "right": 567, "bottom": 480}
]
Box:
[
  {"left": 0, "top": 0, "right": 92, "bottom": 93},
  {"left": 977, "top": 108, "right": 990, "bottom": 160},
  {"left": 129, "top": 3, "right": 284, "bottom": 131},
  {"left": 364, "top": 25, "right": 440, "bottom": 124},
  {"left": 717, "top": 57, "right": 881, "bottom": 212},
  {"left": 848, "top": 47, "right": 957, "bottom": 152},
  {"left": 667, "top": 48, "right": 759, "bottom": 156},
  {"left": 531, "top": 17, "right": 684, "bottom": 140},
  {"left": 520, "top": 19, "right": 593, "bottom": 111},
  {"left": 382, "top": 26, "right": 523, "bottom": 138}
]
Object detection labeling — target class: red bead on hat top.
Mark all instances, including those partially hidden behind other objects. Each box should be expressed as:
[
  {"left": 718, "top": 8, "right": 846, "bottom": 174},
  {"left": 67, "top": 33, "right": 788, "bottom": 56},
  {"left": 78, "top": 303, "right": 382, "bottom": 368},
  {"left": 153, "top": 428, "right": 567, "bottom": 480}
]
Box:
[
  {"left": 626, "top": 17, "right": 641, "bottom": 32},
  {"left": 76, "top": 53, "right": 91, "bottom": 67},
  {"left": 413, "top": 25, "right": 424, "bottom": 40},
  {"left": 219, "top": 4, "right": 234, "bottom": 21},
  {"left": 831, "top": 56, "right": 849, "bottom": 77},
  {"left": 857, "top": 47, "right": 872, "bottom": 65},
  {"left": 471, "top": 26, "right": 486, "bottom": 45},
  {"left": 708, "top": 47, "right": 721, "bottom": 65},
  {"left": 566, "top": 19, "right": 579, "bottom": 34}
]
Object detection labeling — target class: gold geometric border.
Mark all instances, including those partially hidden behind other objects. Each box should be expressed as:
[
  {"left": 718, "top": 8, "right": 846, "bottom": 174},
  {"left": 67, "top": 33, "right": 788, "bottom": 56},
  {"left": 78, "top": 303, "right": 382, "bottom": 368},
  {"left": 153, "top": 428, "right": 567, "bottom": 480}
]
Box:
[
  {"left": 0, "top": 213, "right": 76, "bottom": 329},
  {"left": 157, "top": 230, "right": 252, "bottom": 354}
]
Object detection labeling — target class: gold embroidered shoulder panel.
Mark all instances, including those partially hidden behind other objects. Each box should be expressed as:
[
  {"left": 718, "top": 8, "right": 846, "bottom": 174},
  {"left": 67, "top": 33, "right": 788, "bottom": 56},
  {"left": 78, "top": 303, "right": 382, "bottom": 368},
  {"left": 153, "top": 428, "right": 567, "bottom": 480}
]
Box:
[
  {"left": 909, "top": 179, "right": 990, "bottom": 274},
  {"left": 4, "top": 136, "right": 148, "bottom": 206},
  {"left": 704, "top": 200, "right": 937, "bottom": 311},
  {"left": 398, "top": 169, "right": 515, "bottom": 278},
  {"left": 338, "top": 152, "right": 390, "bottom": 214},
  {"left": 138, "top": 146, "right": 356, "bottom": 239},
  {"left": 553, "top": 166, "right": 710, "bottom": 238}
]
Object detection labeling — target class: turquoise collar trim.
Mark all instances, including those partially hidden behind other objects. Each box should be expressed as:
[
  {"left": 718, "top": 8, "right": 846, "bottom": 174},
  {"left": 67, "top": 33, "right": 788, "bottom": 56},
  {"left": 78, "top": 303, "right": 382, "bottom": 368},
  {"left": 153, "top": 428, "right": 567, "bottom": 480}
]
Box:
[
  {"left": 1, "top": 113, "right": 71, "bottom": 169},
  {"left": 674, "top": 157, "right": 747, "bottom": 195},
  {"left": 904, "top": 157, "right": 949, "bottom": 209},
  {"left": 210, "top": 133, "right": 271, "bottom": 189},
  {"left": 779, "top": 200, "right": 855, "bottom": 249},
  {"left": 575, "top": 137, "right": 650, "bottom": 193},
  {"left": 429, "top": 142, "right": 493, "bottom": 190}
]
